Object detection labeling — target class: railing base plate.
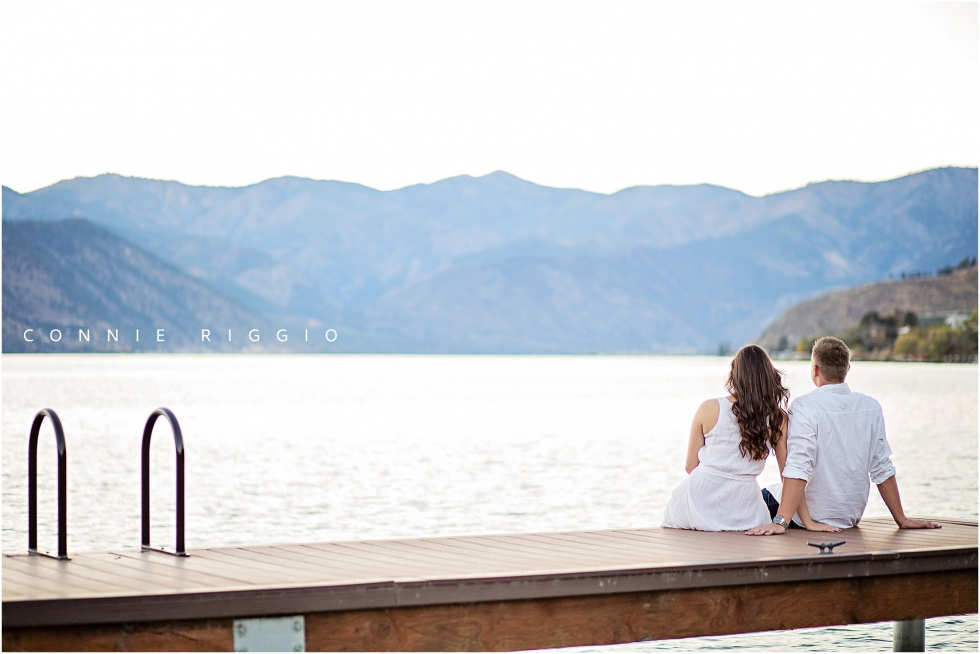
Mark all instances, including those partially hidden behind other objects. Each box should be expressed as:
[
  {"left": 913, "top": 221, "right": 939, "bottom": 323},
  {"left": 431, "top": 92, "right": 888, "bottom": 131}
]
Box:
[
  {"left": 29, "top": 549, "right": 69, "bottom": 561},
  {"left": 141, "top": 546, "right": 188, "bottom": 557}
]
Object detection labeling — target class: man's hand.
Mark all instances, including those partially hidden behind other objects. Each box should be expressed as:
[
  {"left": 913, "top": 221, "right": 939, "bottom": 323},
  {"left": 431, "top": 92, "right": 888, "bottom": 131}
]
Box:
[
  {"left": 746, "top": 522, "right": 786, "bottom": 536},
  {"left": 804, "top": 521, "right": 842, "bottom": 533},
  {"left": 898, "top": 517, "right": 942, "bottom": 529},
  {"left": 877, "top": 477, "right": 941, "bottom": 530}
]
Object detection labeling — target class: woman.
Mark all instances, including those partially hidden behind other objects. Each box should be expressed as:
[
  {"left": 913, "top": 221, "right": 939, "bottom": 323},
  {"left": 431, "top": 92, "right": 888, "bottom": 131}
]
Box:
[{"left": 662, "top": 344, "right": 827, "bottom": 531}]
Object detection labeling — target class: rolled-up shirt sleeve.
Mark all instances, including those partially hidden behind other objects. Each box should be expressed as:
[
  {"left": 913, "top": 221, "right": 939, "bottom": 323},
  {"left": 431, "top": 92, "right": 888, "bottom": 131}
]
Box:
[
  {"left": 783, "top": 399, "right": 816, "bottom": 481},
  {"left": 869, "top": 410, "right": 897, "bottom": 485}
]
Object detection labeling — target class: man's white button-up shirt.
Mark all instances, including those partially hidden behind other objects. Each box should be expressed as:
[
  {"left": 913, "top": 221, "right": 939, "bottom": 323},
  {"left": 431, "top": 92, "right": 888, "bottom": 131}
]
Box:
[{"left": 782, "top": 382, "right": 897, "bottom": 528}]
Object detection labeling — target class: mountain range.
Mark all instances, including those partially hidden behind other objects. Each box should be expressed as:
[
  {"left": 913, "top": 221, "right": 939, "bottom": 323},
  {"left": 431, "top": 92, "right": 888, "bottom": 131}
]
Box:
[
  {"left": 3, "top": 219, "right": 276, "bottom": 352},
  {"left": 3, "top": 167, "right": 977, "bottom": 353}
]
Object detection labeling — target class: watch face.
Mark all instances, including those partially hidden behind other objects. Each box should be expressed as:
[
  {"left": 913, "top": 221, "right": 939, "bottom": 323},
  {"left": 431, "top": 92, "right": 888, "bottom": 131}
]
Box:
[{"left": 773, "top": 516, "right": 787, "bottom": 527}]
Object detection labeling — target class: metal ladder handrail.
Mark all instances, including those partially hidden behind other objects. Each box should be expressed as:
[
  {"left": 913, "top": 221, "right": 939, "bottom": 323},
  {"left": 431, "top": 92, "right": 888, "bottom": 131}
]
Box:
[
  {"left": 141, "top": 407, "right": 187, "bottom": 556},
  {"left": 28, "top": 408, "right": 69, "bottom": 560}
]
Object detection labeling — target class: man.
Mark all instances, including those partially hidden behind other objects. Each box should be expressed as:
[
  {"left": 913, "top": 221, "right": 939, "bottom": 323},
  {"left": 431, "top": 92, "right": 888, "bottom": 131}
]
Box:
[{"left": 747, "top": 336, "right": 940, "bottom": 536}]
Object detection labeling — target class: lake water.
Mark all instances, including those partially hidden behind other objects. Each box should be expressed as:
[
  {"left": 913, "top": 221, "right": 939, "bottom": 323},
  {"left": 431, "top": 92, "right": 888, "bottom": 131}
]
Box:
[{"left": 2, "top": 354, "right": 977, "bottom": 651}]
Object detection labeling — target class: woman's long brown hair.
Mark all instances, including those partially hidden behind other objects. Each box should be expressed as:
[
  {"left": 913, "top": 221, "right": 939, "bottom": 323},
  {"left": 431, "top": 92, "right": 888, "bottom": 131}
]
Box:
[{"left": 726, "top": 345, "right": 789, "bottom": 461}]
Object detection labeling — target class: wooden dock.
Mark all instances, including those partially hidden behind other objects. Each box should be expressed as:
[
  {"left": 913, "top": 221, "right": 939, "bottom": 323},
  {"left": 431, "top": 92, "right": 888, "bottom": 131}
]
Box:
[{"left": 3, "top": 517, "right": 976, "bottom": 651}]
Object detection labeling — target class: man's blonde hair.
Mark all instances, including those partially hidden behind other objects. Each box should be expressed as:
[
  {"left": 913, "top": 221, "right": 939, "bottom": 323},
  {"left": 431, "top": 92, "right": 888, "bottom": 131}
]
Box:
[{"left": 812, "top": 336, "right": 850, "bottom": 382}]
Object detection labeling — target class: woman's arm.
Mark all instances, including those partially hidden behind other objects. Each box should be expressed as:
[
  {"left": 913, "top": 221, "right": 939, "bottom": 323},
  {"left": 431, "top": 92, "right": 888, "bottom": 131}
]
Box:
[
  {"left": 774, "top": 413, "right": 788, "bottom": 473},
  {"left": 685, "top": 400, "right": 715, "bottom": 474}
]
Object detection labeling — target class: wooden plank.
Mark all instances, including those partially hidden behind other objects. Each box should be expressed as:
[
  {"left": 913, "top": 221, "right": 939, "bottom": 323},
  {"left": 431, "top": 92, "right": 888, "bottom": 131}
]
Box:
[
  {"left": 482, "top": 532, "right": 704, "bottom": 560},
  {"left": 180, "top": 550, "right": 322, "bottom": 586},
  {"left": 380, "top": 539, "right": 610, "bottom": 575},
  {"left": 207, "top": 546, "right": 377, "bottom": 580},
  {"left": 98, "top": 551, "right": 253, "bottom": 588},
  {"left": 299, "top": 542, "right": 435, "bottom": 566},
  {"left": 290, "top": 543, "right": 461, "bottom": 578},
  {"left": 490, "top": 529, "right": 741, "bottom": 557},
  {"left": 396, "top": 537, "right": 563, "bottom": 566},
  {"left": 860, "top": 525, "right": 980, "bottom": 547},
  {"left": 611, "top": 528, "right": 804, "bottom": 554},
  {"left": 358, "top": 537, "right": 535, "bottom": 564},
  {"left": 344, "top": 539, "right": 571, "bottom": 571},
  {"left": 3, "top": 554, "right": 233, "bottom": 600},
  {"left": 0, "top": 566, "right": 99, "bottom": 598},
  {"left": 124, "top": 550, "right": 302, "bottom": 586},
  {"left": 265, "top": 544, "right": 416, "bottom": 573},
  {"left": 2, "top": 618, "right": 233, "bottom": 652},
  {"left": 69, "top": 552, "right": 232, "bottom": 590},
  {"left": 466, "top": 533, "right": 708, "bottom": 567},
  {"left": 470, "top": 532, "right": 646, "bottom": 557},
  {"left": 0, "top": 577, "right": 33, "bottom": 599},
  {"left": 541, "top": 530, "right": 727, "bottom": 557},
  {"left": 813, "top": 525, "right": 965, "bottom": 546},
  {"left": 104, "top": 551, "right": 261, "bottom": 588},
  {"left": 189, "top": 549, "right": 326, "bottom": 582},
  {"left": 6, "top": 551, "right": 230, "bottom": 595},
  {"left": 4, "top": 569, "right": 975, "bottom": 652},
  {"left": 3, "top": 556, "right": 156, "bottom": 596},
  {"left": 297, "top": 540, "right": 576, "bottom": 578},
  {"left": 408, "top": 536, "right": 579, "bottom": 564},
  {"left": 268, "top": 543, "right": 465, "bottom": 580},
  {"left": 411, "top": 535, "right": 635, "bottom": 567},
  {"left": 191, "top": 548, "right": 407, "bottom": 586},
  {"left": 327, "top": 540, "right": 510, "bottom": 569},
  {"left": 916, "top": 517, "right": 980, "bottom": 527},
  {"left": 389, "top": 537, "right": 664, "bottom": 578},
  {"left": 605, "top": 528, "right": 872, "bottom": 561},
  {"left": 573, "top": 534, "right": 797, "bottom": 567}
]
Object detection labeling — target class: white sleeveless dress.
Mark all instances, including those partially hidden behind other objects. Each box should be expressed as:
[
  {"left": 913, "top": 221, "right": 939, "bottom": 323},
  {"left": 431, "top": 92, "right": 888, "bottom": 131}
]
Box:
[{"left": 662, "top": 397, "right": 772, "bottom": 531}]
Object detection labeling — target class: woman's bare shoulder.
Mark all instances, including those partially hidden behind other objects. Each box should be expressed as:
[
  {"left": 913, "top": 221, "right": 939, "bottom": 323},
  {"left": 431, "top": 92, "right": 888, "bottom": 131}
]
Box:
[
  {"left": 695, "top": 397, "right": 721, "bottom": 428},
  {"left": 697, "top": 397, "right": 721, "bottom": 412}
]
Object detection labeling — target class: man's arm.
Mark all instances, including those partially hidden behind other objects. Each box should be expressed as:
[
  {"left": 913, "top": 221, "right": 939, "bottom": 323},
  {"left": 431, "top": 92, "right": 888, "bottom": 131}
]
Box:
[
  {"left": 747, "top": 401, "right": 816, "bottom": 536},
  {"left": 747, "top": 477, "right": 805, "bottom": 535},
  {"left": 869, "top": 408, "right": 938, "bottom": 529},
  {"left": 772, "top": 413, "right": 839, "bottom": 533},
  {"left": 876, "top": 475, "right": 941, "bottom": 529}
]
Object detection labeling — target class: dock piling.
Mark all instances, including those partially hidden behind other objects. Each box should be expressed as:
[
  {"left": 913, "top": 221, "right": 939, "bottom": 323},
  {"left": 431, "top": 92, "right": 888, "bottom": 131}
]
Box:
[{"left": 893, "top": 619, "right": 925, "bottom": 652}]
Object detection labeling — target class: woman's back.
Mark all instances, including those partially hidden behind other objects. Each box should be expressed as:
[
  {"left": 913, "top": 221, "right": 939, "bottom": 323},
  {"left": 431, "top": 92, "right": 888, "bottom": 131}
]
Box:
[{"left": 698, "top": 397, "right": 766, "bottom": 477}]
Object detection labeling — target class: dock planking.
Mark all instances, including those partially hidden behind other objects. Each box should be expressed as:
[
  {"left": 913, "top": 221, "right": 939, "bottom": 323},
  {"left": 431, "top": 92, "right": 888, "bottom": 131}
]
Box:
[{"left": 2, "top": 517, "right": 977, "bottom": 651}]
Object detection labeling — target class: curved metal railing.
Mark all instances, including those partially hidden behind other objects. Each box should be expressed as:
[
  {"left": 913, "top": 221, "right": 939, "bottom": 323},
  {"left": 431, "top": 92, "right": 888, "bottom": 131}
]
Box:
[
  {"left": 28, "top": 408, "right": 69, "bottom": 560},
  {"left": 141, "top": 407, "right": 187, "bottom": 556}
]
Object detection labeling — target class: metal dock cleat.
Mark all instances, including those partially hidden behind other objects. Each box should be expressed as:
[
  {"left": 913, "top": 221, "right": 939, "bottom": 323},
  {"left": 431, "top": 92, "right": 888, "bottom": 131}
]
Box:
[{"left": 808, "top": 540, "right": 846, "bottom": 554}]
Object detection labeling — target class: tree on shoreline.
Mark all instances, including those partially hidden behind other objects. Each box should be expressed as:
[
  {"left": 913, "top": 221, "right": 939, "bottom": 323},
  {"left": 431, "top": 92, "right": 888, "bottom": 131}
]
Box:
[
  {"left": 793, "top": 309, "right": 977, "bottom": 362},
  {"left": 894, "top": 309, "right": 978, "bottom": 361}
]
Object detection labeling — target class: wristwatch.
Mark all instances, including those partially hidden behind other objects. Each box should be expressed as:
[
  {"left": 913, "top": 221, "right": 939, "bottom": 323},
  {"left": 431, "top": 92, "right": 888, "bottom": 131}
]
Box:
[{"left": 772, "top": 515, "right": 789, "bottom": 528}]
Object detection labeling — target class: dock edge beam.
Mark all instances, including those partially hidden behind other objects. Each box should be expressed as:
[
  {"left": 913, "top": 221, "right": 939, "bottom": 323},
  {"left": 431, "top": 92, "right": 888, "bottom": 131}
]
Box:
[{"left": 2, "top": 569, "right": 975, "bottom": 651}]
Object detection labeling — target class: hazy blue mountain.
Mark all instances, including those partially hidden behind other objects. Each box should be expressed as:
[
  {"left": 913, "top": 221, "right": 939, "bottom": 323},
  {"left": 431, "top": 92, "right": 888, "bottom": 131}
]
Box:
[
  {"left": 2, "top": 173, "right": 767, "bottom": 312},
  {"left": 3, "top": 167, "right": 976, "bottom": 352},
  {"left": 2, "top": 219, "right": 291, "bottom": 352}
]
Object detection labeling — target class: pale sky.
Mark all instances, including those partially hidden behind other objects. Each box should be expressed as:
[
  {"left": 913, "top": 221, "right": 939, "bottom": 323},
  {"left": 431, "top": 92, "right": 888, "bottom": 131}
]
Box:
[{"left": 1, "top": 1, "right": 976, "bottom": 196}]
